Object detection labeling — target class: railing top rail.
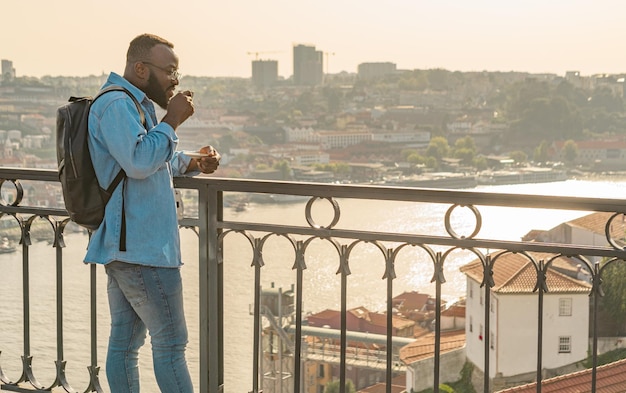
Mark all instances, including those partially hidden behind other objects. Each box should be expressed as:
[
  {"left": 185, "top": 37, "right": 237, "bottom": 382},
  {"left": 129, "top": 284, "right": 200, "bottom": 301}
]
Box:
[
  {"left": 1, "top": 167, "right": 624, "bottom": 213},
  {"left": 177, "top": 176, "right": 626, "bottom": 213}
]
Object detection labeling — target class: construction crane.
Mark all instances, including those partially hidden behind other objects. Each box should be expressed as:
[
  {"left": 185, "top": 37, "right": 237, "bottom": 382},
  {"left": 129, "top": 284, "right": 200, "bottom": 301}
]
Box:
[{"left": 246, "top": 51, "right": 284, "bottom": 60}]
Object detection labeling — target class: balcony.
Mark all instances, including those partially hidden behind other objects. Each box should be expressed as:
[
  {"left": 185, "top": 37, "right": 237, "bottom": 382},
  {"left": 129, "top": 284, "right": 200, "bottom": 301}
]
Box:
[{"left": 1, "top": 167, "right": 625, "bottom": 393}]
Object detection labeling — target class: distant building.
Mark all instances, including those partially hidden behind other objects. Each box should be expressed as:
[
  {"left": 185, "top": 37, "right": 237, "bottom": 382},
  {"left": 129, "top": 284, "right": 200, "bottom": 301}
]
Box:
[
  {"left": 251, "top": 59, "right": 278, "bottom": 87},
  {"left": 317, "top": 130, "right": 372, "bottom": 149},
  {"left": 1, "top": 59, "right": 16, "bottom": 82},
  {"left": 358, "top": 62, "right": 397, "bottom": 79},
  {"left": 306, "top": 306, "right": 416, "bottom": 337},
  {"left": 523, "top": 211, "right": 626, "bottom": 267},
  {"left": 370, "top": 129, "right": 430, "bottom": 148},
  {"left": 551, "top": 139, "right": 626, "bottom": 170},
  {"left": 284, "top": 126, "right": 316, "bottom": 143},
  {"left": 291, "top": 151, "right": 329, "bottom": 166},
  {"left": 293, "top": 44, "right": 323, "bottom": 86},
  {"left": 401, "top": 330, "right": 466, "bottom": 393}
]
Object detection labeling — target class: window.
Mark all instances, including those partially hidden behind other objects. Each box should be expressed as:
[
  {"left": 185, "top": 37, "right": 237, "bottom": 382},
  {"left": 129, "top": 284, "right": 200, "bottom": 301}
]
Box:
[
  {"left": 559, "top": 298, "right": 572, "bottom": 316},
  {"left": 469, "top": 282, "right": 473, "bottom": 298},
  {"left": 490, "top": 332, "right": 495, "bottom": 349},
  {"left": 559, "top": 336, "right": 571, "bottom": 353},
  {"left": 318, "top": 364, "right": 324, "bottom": 378},
  {"left": 469, "top": 316, "right": 473, "bottom": 332}
]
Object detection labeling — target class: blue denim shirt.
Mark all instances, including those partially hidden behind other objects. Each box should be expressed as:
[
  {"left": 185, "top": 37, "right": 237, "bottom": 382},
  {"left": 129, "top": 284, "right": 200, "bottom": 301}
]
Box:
[{"left": 84, "top": 72, "right": 195, "bottom": 267}]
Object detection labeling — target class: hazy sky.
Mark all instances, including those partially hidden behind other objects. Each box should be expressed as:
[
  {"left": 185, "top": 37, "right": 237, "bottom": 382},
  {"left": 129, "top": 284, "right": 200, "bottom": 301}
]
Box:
[{"left": 2, "top": 1, "right": 624, "bottom": 78}]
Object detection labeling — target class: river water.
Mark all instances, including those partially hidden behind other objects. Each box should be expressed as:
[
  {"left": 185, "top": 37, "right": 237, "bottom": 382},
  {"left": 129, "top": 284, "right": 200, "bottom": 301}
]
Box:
[{"left": 1, "top": 178, "right": 625, "bottom": 392}]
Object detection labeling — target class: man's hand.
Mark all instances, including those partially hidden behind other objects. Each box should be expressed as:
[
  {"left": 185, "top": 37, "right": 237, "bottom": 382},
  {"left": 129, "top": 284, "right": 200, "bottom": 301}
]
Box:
[
  {"left": 189, "top": 145, "right": 220, "bottom": 174},
  {"left": 162, "top": 90, "right": 195, "bottom": 130}
]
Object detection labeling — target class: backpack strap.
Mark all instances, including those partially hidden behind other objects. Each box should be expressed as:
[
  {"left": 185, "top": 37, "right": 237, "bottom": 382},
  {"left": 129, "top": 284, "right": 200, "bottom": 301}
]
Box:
[
  {"left": 94, "top": 86, "right": 146, "bottom": 128},
  {"left": 92, "top": 86, "right": 147, "bottom": 251}
]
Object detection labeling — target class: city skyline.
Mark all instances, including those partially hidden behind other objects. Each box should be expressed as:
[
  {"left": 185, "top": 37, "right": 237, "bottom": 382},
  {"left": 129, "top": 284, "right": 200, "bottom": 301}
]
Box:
[{"left": 1, "top": 0, "right": 625, "bottom": 79}]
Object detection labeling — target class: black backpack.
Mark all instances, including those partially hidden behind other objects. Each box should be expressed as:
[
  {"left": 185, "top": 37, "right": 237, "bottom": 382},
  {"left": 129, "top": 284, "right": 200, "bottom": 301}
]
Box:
[{"left": 56, "top": 86, "right": 145, "bottom": 241}]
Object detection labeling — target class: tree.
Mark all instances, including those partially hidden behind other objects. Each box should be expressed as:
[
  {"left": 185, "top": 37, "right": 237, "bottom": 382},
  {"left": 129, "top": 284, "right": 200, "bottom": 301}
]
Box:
[
  {"left": 600, "top": 260, "right": 626, "bottom": 334},
  {"left": 562, "top": 140, "right": 579, "bottom": 164},
  {"left": 533, "top": 140, "right": 551, "bottom": 163},
  {"left": 324, "top": 379, "right": 356, "bottom": 393},
  {"left": 426, "top": 136, "right": 450, "bottom": 161},
  {"left": 454, "top": 148, "right": 475, "bottom": 165},
  {"left": 454, "top": 136, "right": 476, "bottom": 151},
  {"left": 273, "top": 160, "right": 292, "bottom": 180},
  {"left": 473, "top": 156, "right": 488, "bottom": 171},
  {"left": 509, "top": 150, "right": 528, "bottom": 165}
]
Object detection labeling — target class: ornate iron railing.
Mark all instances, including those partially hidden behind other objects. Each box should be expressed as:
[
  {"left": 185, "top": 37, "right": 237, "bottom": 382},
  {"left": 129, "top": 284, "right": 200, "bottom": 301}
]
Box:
[{"left": 0, "top": 167, "right": 625, "bottom": 393}]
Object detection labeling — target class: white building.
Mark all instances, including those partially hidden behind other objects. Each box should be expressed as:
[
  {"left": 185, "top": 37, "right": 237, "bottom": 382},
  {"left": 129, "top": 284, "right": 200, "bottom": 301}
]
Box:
[
  {"left": 525, "top": 211, "right": 626, "bottom": 266},
  {"left": 291, "top": 152, "right": 330, "bottom": 166},
  {"left": 460, "top": 252, "right": 591, "bottom": 381},
  {"left": 283, "top": 126, "right": 317, "bottom": 143},
  {"left": 317, "top": 130, "right": 372, "bottom": 149},
  {"left": 370, "top": 130, "right": 430, "bottom": 147},
  {"left": 552, "top": 139, "right": 626, "bottom": 170}
]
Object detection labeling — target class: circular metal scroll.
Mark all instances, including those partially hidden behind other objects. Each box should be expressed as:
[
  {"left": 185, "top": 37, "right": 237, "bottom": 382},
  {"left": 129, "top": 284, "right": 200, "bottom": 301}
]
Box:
[
  {"left": 0, "top": 179, "right": 24, "bottom": 207},
  {"left": 444, "top": 204, "right": 482, "bottom": 239},
  {"left": 305, "top": 197, "right": 341, "bottom": 229}
]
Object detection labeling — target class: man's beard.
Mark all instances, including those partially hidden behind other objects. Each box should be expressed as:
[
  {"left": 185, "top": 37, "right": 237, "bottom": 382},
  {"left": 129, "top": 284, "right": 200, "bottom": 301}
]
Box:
[{"left": 144, "top": 73, "right": 171, "bottom": 110}]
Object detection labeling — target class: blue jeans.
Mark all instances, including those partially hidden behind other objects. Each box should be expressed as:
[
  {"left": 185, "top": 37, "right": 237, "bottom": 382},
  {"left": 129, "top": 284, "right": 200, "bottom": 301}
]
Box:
[{"left": 105, "top": 261, "right": 193, "bottom": 393}]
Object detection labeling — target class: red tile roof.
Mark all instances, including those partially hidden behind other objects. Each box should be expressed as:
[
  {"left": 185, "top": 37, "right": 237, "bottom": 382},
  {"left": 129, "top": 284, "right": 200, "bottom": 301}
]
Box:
[
  {"left": 442, "top": 303, "right": 466, "bottom": 318},
  {"left": 399, "top": 329, "right": 466, "bottom": 365},
  {"left": 392, "top": 291, "right": 432, "bottom": 311},
  {"left": 460, "top": 252, "right": 591, "bottom": 294},
  {"left": 357, "top": 374, "right": 406, "bottom": 393},
  {"left": 496, "top": 358, "right": 626, "bottom": 392},
  {"left": 567, "top": 211, "right": 626, "bottom": 240},
  {"left": 308, "top": 307, "right": 415, "bottom": 330},
  {"left": 554, "top": 139, "right": 626, "bottom": 150}
]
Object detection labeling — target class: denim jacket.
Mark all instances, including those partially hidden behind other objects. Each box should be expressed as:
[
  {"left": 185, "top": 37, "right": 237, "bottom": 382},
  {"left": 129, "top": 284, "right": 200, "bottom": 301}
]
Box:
[{"left": 84, "top": 72, "right": 195, "bottom": 267}]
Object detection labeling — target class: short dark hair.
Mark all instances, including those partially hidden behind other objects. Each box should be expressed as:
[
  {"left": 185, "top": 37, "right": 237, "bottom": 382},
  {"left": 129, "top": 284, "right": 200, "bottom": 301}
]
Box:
[{"left": 126, "top": 34, "right": 174, "bottom": 63}]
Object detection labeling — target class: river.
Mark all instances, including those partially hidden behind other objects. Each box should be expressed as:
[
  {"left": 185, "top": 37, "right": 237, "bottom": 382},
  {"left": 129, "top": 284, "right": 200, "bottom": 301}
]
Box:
[{"left": 1, "top": 178, "right": 625, "bottom": 392}]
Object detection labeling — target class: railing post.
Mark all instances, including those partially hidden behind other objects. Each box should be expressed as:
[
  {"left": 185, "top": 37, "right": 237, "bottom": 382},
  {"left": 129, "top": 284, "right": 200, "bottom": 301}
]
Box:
[{"left": 199, "top": 184, "right": 224, "bottom": 393}]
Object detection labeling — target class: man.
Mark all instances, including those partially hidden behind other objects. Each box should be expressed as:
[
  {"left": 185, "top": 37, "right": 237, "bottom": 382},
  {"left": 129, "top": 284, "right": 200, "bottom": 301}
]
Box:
[{"left": 85, "top": 33, "right": 219, "bottom": 393}]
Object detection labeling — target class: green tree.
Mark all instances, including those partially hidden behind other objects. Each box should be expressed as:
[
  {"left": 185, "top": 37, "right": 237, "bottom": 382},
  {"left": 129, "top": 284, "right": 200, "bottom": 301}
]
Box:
[
  {"left": 600, "top": 260, "right": 626, "bottom": 333},
  {"left": 533, "top": 140, "right": 551, "bottom": 163},
  {"left": 273, "top": 160, "right": 292, "bottom": 180},
  {"left": 454, "top": 148, "right": 475, "bottom": 165},
  {"left": 407, "top": 152, "right": 426, "bottom": 165},
  {"left": 324, "top": 379, "right": 356, "bottom": 393},
  {"left": 473, "top": 156, "right": 488, "bottom": 171},
  {"left": 454, "top": 136, "right": 476, "bottom": 151},
  {"left": 509, "top": 150, "right": 528, "bottom": 164},
  {"left": 562, "top": 139, "right": 579, "bottom": 164},
  {"left": 424, "top": 156, "right": 439, "bottom": 170},
  {"left": 426, "top": 136, "right": 450, "bottom": 161},
  {"left": 401, "top": 149, "right": 420, "bottom": 160}
]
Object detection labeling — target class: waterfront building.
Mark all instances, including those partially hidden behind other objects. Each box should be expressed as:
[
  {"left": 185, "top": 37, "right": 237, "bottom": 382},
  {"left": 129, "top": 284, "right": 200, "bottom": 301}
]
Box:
[
  {"left": 551, "top": 139, "right": 626, "bottom": 171},
  {"left": 370, "top": 129, "right": 430, "bottom": 148},
  {"left": 317, "top": 130, "right": 372, "bottom": 149}
]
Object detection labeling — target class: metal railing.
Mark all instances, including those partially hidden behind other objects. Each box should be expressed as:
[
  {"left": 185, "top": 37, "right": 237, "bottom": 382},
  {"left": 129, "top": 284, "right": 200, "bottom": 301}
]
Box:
[{"left": 0, "top": 167, "right": 625, "bottom": 393}]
